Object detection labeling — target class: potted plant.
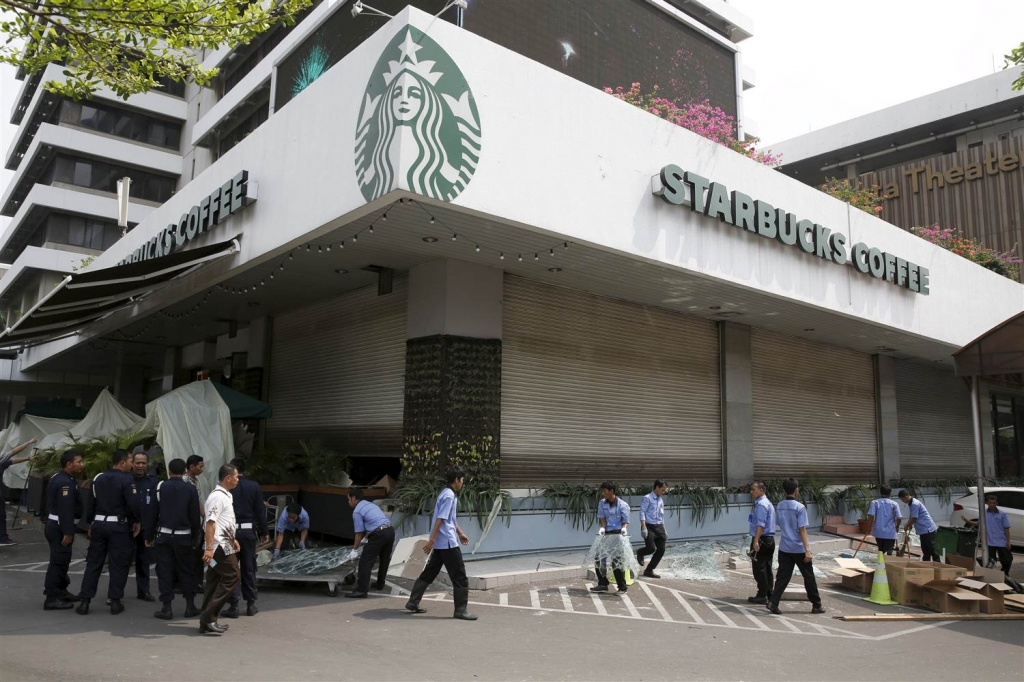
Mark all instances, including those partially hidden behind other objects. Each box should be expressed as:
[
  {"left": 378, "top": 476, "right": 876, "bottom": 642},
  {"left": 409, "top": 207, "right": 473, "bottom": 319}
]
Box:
[{"left": 842, "top": 484, "right": 873, "bottom": 533}]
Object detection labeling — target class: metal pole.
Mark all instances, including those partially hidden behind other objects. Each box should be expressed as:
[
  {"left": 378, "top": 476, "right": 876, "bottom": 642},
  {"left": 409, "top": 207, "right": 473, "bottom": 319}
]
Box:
[{"left": 970, "top": 376, "right": 988, "bottom": 564}]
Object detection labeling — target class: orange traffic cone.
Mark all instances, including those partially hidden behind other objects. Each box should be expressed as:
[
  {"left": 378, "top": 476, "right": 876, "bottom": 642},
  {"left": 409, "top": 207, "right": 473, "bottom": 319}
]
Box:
[{"left": 863, "top": 551, "right": 898, "bottom": 605}]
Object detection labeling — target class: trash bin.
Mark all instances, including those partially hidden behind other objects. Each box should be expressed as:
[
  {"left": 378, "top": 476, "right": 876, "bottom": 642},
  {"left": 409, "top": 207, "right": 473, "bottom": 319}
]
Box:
[{"left": 935, "top": 526, "right": 977, "bottom": 558}]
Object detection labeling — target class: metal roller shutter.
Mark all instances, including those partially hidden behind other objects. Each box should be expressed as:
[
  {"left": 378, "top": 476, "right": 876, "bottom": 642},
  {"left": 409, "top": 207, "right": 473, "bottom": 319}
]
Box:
[
  {"left": 265, "top": 279, "right": 407, "bottom": 457},
  {"left": 896, "top": 360, "right": 975, "bottom": 478},
  {"left": 501, "top": 275, "right": 721, "bottom": 487},
  {"left": 751, "top": 329, "right": 877, "bottom": 482}
]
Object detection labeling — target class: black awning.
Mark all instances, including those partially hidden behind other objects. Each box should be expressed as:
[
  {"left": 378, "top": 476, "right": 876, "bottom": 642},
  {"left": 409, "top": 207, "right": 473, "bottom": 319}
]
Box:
[
  {"left": 0, "top": 237, "right": 239, "bottom": 344},
  {"left": 953, "top": 311, "right": 1024, "bottom": 377}
]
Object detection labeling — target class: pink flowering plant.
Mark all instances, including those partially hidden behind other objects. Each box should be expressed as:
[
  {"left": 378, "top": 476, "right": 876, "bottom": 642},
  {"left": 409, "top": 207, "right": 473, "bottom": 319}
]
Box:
[
  {"left": 604, "top": 83, "right": 781, "bottom": 167},
  {"left": 911, "top": 225, "right": 1021, "bottom": 281},
  {"left": 818, "top": 177, "right": 884, "bottom": 216}
]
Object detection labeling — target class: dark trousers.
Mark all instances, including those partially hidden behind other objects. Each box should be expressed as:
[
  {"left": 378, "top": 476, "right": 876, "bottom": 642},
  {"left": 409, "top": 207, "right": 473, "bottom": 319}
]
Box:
[
  {"left": 637, "top": 524, "right": 667, "bottom": 572},
  {"left": 595, "top": 558, "right": 627, "bottom": 590},
  {"left": 280, "top": 529, "right": 303, "bottom": 549},
  {"left": 200, "top": 546, "right": 240, "bottom": 625},
  {"left": 192, "top": 545, "right": 206, "bottom": 592},
  {"left": 417, "top": 546, "right": 468, "bottom": 589},
  {"left": 154, "top": 534, "right": 196, "bottom": 603},
  {"left": 79, "top": 523, "right": 133, "bottom": 600},
  {"left": 876, "top": 538, "right": 897, "bottom": 555},
  {"left": 988, "top": 546, "right": 1014, "bottom": 575},
  {"left": 918, "top": 531, "right": 937, "bottom": 562},
  {"left": 132, "top": 532, "right": 151, "bottom": 595},
  {"left": 0, "top": 483, "right": 10, "bottom": 543},
  {"left": 356, "top": 527, "right": 395, "bottom": 592},
  {"left": 750, "top": 536, "right": 776, "bottom": 598},
  {"left": 231, "top": 530, "right": 258, "bottom": 605},
  {"left": 43, "top": 521, "right": 72, "bottom": 597},
  {"left": 770, "top": 550, "right": 821, "bottom": 608}
]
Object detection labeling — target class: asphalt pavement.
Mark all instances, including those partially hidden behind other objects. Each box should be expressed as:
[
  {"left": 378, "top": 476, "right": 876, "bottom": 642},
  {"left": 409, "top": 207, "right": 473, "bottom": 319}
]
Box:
[{"left": 1, "top": 522, "right": 1023, "bottom": 682}]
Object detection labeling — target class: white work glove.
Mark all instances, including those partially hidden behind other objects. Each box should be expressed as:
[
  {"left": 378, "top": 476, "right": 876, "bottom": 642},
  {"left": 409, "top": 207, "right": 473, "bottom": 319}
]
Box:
[
  {"left": 272, "top": 548, "right": 281, "bottom": 560},
  {"left": 621, "top": 529, "right": 628, "bottom": 539},
  {"left": 299, "top": 541, "right": 306, "bottom": 550},
  {"left": 360, "top": 537, "right": 368, "bottom": 545},
  {"left": 597, "top": 527, "right": 605, "bottom": 536},
  {"left": 348, "top": 549, "right": 359, "bottom": 561},
  {"left": 641, "top": 527, "right": 648, "bottom": 540}
]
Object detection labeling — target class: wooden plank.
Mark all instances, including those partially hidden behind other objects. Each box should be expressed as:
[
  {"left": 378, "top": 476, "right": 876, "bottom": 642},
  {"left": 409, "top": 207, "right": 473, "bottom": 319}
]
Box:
[{"left": 836, "top": 613, "right": 1024, "bottom": 622}]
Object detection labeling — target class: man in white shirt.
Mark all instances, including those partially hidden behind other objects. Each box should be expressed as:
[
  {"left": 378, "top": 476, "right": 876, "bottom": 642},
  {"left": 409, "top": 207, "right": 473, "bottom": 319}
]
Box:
[{"left": 198, "top": 464, "right": 240, "bottom": 636}]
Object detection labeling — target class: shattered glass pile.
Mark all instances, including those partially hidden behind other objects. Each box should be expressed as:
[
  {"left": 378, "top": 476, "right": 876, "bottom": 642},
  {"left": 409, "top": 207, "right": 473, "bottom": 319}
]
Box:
[
  {"left": 267, "top": 547, "right": 357, "bottom": 575},
  {"left": 581, "top": 534, "right": 641, "bottom": 576},
  {"left": 656, "top": 540, "right": 730, "bottom": 582}
]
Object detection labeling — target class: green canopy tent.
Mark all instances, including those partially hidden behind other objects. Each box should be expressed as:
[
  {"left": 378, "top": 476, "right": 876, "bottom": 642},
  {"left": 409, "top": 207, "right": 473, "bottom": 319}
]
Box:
[{"left": 212, "top": 382, "right": 273, "bottom": 419}]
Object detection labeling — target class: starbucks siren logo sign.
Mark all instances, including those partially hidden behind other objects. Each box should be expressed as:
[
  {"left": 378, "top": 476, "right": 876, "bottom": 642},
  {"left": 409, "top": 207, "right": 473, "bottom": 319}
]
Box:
[{"left": 355, "top": 27, "right": 481, "bottom": 202}]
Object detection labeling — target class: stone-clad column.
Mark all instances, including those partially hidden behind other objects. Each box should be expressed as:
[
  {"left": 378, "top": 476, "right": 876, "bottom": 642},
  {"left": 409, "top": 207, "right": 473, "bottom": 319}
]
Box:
[
  {"left": 720, "top": 322, "right": 754, "bottom": 488},
  {"left": 874, "top": 355, "right": 900, "bottom": 485}
]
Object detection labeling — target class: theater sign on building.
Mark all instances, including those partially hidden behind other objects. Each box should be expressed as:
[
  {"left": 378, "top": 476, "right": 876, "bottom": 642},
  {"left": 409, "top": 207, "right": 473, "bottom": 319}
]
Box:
[{"left": 4, "top": 7, "right": 1023, "bottom": 493}]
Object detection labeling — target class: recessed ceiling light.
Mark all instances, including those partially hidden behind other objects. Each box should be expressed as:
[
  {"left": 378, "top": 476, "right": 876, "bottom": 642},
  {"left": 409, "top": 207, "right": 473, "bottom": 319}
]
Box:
[
  {"left": 335, "top": 269, "right": 348, "bottom": 275},
  {"left": 548, "top": 267, "right": 562, "bottom": 273},
  {"left": 874, "top": 345, "right": 898, "bottom": 353},
  {"left": 709, "top": 305, "right": 721, "bottom": 310},
  {"left": 422, "top": 236, "right": 438, "bottom": 243},
  {"left": 804, "top": 328, "right": 815, "bottom": 332}
]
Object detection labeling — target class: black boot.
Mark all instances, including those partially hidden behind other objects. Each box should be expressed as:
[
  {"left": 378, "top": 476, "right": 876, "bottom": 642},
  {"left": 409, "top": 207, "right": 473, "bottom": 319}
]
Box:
[
  {"left": 222, "top": 603, "right": 240, "bottom": 619},
  {"left": 405, "top": 579, "right": 429, "bottom": 613},
  {"left": 75, "top": 598, "right": 90, "bottom": 615},
  {"left": 154, "top": 603, "right": 173, "bottom": 620},
  {"left": 453, "top": 587, "right": 478, "bottom": 621},
  {"left": 246, "top": 601, "right": 258, "bottom": 616},
  {"left": 110, "top": 598, "right": 124, "bottom": 615},
  {"left": 44, "top": 596, "right": 74, "bottom": 610},
  {"left": 57, "top": 590, "right": 81, "bottom": 603},
  {"left": 183, "top": 597, "right": 199, "bottom": 618}
]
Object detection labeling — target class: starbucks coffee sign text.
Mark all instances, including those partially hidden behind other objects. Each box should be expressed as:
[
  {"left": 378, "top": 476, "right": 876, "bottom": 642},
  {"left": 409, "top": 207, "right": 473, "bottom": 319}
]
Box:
[
  {"left": 655, "top": 164, "right": 930, "bottom": 295},
  {"left": 119, "top": 170, "right": 254, "bottom": 265}
]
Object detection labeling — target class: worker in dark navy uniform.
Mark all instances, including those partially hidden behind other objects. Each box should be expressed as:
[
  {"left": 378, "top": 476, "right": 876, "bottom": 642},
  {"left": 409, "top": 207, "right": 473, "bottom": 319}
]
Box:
[
  {"left": 345, "top": 488, "right": 395, "bottom": 598},
  {"left": 130, "top": 446, "right": 158, "bottom": 602},
  {"left": 146, "top": 458, "right": 202, "bottom": 620},
  {"left": 223, "top": 458, "right": 267, "bottom": 618},
  {"left": 42, "top": 450, "right": 84, "bottom": 610},
  {"left": 75, "top": 449, "right": 140, "bottom": 615}
]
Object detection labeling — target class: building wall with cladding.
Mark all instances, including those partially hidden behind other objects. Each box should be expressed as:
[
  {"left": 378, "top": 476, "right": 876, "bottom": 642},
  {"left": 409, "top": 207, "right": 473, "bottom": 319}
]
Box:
[
  {"left": 860, "top": 136, "right": 1024, "bottom": 276},
  {"left": 895, "top": 360, "right": 976, "bottom": 479},
  {"left": 500, "top": 275, "right": 721, "bottom": 487},
  {"left": 751, "top": 329, "right": 878, "bottom": 482},
  {"left": 265, "top": 279, "right": 407, "bottom": 457}
]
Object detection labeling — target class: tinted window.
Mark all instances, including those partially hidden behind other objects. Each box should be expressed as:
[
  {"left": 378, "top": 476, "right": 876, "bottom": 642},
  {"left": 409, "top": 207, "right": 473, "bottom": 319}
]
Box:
[
  {"left": 59, "top": 100, "right": 182, "bottom": 151},
  {"left": 45, "top": 154, "right": 176, "bottom": 203}
]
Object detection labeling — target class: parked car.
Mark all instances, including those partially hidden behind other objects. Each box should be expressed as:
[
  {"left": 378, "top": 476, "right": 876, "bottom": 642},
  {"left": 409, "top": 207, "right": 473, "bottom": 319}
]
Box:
[{"left": 950, "top": 487, "right": 1024, "bottom": 547}]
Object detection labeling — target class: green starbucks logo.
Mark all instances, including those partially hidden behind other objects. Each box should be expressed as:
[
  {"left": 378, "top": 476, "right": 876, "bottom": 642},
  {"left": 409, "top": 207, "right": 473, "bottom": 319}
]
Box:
[{"left": 355, "top": 27, "right": 481, "bottom": 202}]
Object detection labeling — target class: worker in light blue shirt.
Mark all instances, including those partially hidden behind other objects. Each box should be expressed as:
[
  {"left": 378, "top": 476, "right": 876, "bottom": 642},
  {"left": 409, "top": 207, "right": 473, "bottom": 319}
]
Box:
[
  {"left": 404, "top": 468, "right": 477, "bottom": 620},
  {"left": 591, "top": 481, "right": 631, "bottom": 595},
  {"left": 867, "top": 485, "right": 902, "bottom": 555},
  {"left": 767, "top": 478, "right": 824, "bottom": 616},
  {"left": 636, "top": 479, "right": 668, "bottom": 579},
  {"left": 963, "top": 493, "right": 1013, "bottom": 575},
  {"left": 747, "top": 481, "right": 776, "bottom": 605},
  {"left": 899, "top": 490, "right": 938, "bottom": 561},
  {"left": 345, "top": 488, "right": 395, "bottom": 598},
  {"left": 273, "top": 503, "right": 309, "bottom": 558}
]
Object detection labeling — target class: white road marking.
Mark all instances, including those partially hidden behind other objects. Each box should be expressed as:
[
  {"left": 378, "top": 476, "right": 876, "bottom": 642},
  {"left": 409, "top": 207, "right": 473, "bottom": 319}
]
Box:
[
  {"left": 499, "top": 593, "right": 508, "bottom": 606},
  {"left": 871, "top": 620, "right": 954, "bottom": 641},
  {"left": 558, "top": 586, "right": 574, "bottom": 612},
  {"left": 735, "top": 606, "right": 770, "bottom": 631},
  {"left": 619, "top": 592, "right": 642, "bottom": 619},
  {"left": 701, "top": 596, "right": 737, "bottom": 627},
  {"left": 669, "top": 589, "right": 705, "bottom": 625},
  {"left": 637, "top": 580, "right": 673, "bottom": 622},
  {"left": 776, "top": 616, "right": 804, "bottom": 633},
  {"left": 585, "top": 583, "right": 608, "bottom": 615},
  {"left": 529, "top": 589, "right": 540, "bottom": 609}
]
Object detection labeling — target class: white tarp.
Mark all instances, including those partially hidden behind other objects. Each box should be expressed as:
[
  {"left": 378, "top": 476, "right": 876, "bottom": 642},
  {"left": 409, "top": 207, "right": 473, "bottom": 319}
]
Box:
[
  {"left": 0, "top": 415, "right": 78, "bottom": 488},
  {"left": 141, "top": 381, "right": 234, "bottom": 493}
]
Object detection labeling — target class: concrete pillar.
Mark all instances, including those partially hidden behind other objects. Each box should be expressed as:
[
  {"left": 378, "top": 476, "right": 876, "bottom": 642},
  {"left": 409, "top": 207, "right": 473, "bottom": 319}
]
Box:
[
  {"left": 403, "top": 260, "right": 503, "bottom": 484},
  {"left": 874, "top": 355, "right": 900, "bottom": 485},
  {"left": 161, "top": 347, "right": 180, "bottom": 393},
  {"left": 720, "top": 322, "right": 754, "bottom": 488},
  {"left": 114, "top": 364, "right": 146, "bottom": 415},
  {"left": 247, "top": 317, "right": 272, "bottom": 369}
]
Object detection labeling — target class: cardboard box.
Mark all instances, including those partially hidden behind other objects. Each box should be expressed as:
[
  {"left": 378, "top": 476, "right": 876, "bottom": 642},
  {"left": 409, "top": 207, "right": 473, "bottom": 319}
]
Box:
[
  {"left": 946, "top": 555, "right": 979, "bottom": 571},
  {"left": 832, "top": 558, "right": 875, "bottom": 594},
  {"left": 958, "top": 577, "right": 1013, "bottom": 614},
  {"left": 912, "top": 561, "right": 971, "bottom": 580},
  {"left": 920, "top": 579, "right": 991, "bottom": 614},
  {"left": 887, "top": 562, "right": 934, "bottom": 606}
]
